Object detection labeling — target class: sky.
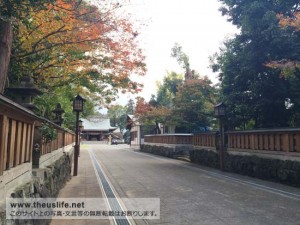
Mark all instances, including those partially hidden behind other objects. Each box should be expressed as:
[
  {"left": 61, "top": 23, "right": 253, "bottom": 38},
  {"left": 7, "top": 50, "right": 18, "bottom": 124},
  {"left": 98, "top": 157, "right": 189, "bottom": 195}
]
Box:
[{"left": 114, "top": 0, "right": 239, "bottom": 105}]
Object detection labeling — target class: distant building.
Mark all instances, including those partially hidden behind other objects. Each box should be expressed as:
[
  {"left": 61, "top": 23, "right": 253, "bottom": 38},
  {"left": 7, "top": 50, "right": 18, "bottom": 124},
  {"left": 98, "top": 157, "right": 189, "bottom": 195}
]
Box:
[
  {"left": 81, "top": 117, "right": 117, "bottom": 141},
  {"left": 126, "top": 115, "right": 157, "bottom": 147},
  {"left": 126, "top": 115, "right": 141, "bottom": 146}
]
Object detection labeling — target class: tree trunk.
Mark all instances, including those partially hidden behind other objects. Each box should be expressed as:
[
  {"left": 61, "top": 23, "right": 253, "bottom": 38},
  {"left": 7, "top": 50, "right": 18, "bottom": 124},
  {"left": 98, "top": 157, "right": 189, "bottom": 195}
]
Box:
[{"left": 0, "top": 19, "right": 13, "bottom": 94}]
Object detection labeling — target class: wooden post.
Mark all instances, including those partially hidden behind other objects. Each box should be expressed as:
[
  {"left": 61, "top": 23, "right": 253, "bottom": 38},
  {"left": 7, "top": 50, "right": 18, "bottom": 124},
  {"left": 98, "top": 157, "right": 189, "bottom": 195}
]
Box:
[
  {"left": 21, "top": 123, "right": 27, "bottom": 163},
  {"left": 263, "top": 134, "right": 269, "bottom": 150},
  {"left": 296, "top": 133, "right": 300, "bottom": 153},
  {"left": 289, "top": 134, "right": 295, "bottom": 152},
  {"left": 275, "top": 134, "right": 281, "bottom": 151},
  {"left": 258, "top": 134, "right": 264, "bottom": 150},
  {"left": 0, "top": 115, "right": 8, "bottom": 175},
  {"left": 24, "top": 123, "right": 30, "bottom": 162},
  {"left": 250, "top": 134, "right": 255, "bottom": 150},
  {"left": 269, "top": 134, "right": 275, "bottom": 151},
  {"left": 29, "top": 123, "right": 35, "bottom": 162},
  {"left": 7, "top": 119, "right": 16, "bottom": 169},
  {"left": 281, "top": 134, "right": 289, "bottom": 152}
]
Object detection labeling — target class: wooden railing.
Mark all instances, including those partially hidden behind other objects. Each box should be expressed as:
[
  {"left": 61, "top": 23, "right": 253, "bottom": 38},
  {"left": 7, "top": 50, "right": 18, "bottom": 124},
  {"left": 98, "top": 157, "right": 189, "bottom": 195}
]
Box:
[
  {"left": 227, "top": 129, "right": 300, "bottom": 153},
  {"left": 145, "top": 133, "right": 215, "bottom": 147},
  {"left": 0, "top": 115, "right": 35, "bottom": 175},
  {"left": 144, "top": 134, "right": 193, "bottom": 145},
  {"left": 0, "top": 94, "right": 75, "bottom": 175},
  {"left": 193, "top": 133, "right": 216, "bottom": 148},
  {"left": 144, "top": 128, "right": 300, "bottom": 154},
  {"left": 40, "top": 128, "right": 75, "bottom": 155}
]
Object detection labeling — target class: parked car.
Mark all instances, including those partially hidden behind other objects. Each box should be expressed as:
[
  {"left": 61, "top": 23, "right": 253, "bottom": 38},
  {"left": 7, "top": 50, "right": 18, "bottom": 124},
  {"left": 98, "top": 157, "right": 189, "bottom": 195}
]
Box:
[{"left": 111, "top": 139, "right": 118, "bottom": 145}]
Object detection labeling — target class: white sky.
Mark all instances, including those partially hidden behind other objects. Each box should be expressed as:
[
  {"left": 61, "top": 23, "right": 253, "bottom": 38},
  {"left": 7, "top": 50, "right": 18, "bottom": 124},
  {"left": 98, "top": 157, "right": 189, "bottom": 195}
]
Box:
[{"left": 113, "top": 0, "right": 239, "bottom": 105}]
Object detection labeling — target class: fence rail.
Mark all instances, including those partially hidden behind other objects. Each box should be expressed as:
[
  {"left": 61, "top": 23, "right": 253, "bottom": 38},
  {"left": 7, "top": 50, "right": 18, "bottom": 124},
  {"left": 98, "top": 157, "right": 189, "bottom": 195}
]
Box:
[
  {"left": 0, "top": 115, "right": 34, "bottom": 175},
  {"left": 193, "top": 133, "right": 216, "bottom": 148},
  {"left": 145, "top": 133, "right": 215, "bottom": 147},
  {"left": 144, "top": 134, "right": 193, "bottom": 145},
  {"left": 0, "top": 94, "right": 75, "bottom": 175},
  {"left": 227, "top": 129, "right": 300, "bottom": 153},
  {"left": 144, "top": 128, "right": 300, "bottom": 154},
  {"left": 40, "top": 129, "right": 75, "bottom": 155}
]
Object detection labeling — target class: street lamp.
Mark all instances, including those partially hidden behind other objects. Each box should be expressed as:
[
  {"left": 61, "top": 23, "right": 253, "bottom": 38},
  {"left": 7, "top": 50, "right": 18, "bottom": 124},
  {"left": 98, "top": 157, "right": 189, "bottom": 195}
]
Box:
[
  {"left": 214, "top": 102, "right": 226, "bottom": 171},
  {"left": 72, "top": 94, "right": 85, "bottom": 176},
  {"left": 214, "top": 102, "right": 226, "bottom": 117},
  {"left": 73, "top": 94, "right": 85, "bottom": 112}
]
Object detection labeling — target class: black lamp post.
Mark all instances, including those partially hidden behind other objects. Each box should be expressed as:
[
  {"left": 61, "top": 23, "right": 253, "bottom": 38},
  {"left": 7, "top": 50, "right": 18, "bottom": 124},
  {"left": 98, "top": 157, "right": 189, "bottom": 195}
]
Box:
[
  {"left": 78, "top": 119, "right": 83, "bottom": 156},
  {"left": 214, "top": 102, "right": 226, "bottom": 171},
  {"left": 52, "top": 103, "right": 65, "bottom": 126},
  {"left": 72, "top": 94, "right": 85, "bottom": 176}
]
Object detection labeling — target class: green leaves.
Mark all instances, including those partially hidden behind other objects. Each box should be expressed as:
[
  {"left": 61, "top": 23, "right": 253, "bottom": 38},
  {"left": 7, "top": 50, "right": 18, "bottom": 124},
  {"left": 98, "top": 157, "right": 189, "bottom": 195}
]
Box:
[
  {"left": 171, "top": 43, "right": 190, "bottom": 70},
  {"left": 135, "top": 75, "right": 217, "bottom": 133},
  {"left": 173, "top": 78, "right": 216, "bottom": 132},
  {"left": 6, "top": 0, "right": 146, "bottom": 111},
  {"left": 214, "top": 0, "right": 300, "bottom": 129},
  {"left": 156, "top": 72, "right": 183, "bottom": 108},
  {"left": 107, "top": 104, "right": 127, "bottom": 131},
  {"left": 40, "top": 122, "right": 57, "bottom": 143}
]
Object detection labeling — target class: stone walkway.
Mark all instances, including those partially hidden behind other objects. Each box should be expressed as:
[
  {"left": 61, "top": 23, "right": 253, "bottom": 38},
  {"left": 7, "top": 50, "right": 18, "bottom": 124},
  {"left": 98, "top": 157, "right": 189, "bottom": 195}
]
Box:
[{"left": 50, "top": 146, "right": 112, "bottom": 225}]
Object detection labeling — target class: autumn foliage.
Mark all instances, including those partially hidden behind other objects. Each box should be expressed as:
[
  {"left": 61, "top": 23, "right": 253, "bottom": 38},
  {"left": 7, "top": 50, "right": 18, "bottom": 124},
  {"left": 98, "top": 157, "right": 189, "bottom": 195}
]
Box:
[
  {"left": 278, "top": 12, "right": 300, "bottom": 31},
  {"left": 134, "top": 75, "right": 217, "bottom": 133},
  {"left": 134, "top": 97, "right": 172, "bottom": 126},
  {"left": 266, "top": 12, "right": 300, "bottom": 74},
  {"left": 10, "top": 0, "right": 146, "bottom": 103}
]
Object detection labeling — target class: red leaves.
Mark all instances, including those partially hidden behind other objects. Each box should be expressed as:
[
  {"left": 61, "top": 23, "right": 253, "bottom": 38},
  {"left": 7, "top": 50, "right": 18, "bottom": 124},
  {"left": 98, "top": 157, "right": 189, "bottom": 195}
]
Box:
[{"left": 16, "top": 0, "right": 146, "bottom": 101}]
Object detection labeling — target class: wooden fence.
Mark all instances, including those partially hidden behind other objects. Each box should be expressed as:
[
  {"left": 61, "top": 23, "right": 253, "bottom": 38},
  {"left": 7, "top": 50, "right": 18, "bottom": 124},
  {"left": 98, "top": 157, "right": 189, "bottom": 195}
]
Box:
[
  {"left": 227, "top": 129, "right": 300, "bottom": 153},
  {"left": 144, "top": 134, "right": 193, "bottom": 145},
  {"left": 193, "top": 133, "right": 216, "bottom": 148},
  {"left": 39, "top": 126, "right": 75, "bottom": 155},
  {"left": 0, "top": 115, "right": 34, "bottom": 175},
  {"left": 144, "top": 129, "right": 300, "bottom": 154},
  {"left": 144, "top": 133, "right": 215, "bottom": 147},
  {"left": 0, "top": 94, "right": 75, "bottom": 175}
]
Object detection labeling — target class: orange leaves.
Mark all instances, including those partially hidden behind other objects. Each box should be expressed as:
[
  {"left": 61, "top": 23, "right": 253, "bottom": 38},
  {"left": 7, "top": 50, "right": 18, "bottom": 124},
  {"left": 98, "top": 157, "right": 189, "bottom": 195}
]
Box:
[
  {"left": 265, "top": 60, "right": 300, "bottom": 77},
  {"left": 134, "top": 96, "right": 172, "bottom": 124},
  {"left": 265, "top": 12, "right": 300, "bottom": 76},
  {"left": 278, "top": 12, "right": 300, "bottom": 31},
  {"left": 15, "top": 0, "right": 146, "bottom": 100},
  {"left": 135, "top": 97, "right": 151, "bottom": 115},
  {"left": 147, "top": 106, "right": 172, "bottom": 118}
]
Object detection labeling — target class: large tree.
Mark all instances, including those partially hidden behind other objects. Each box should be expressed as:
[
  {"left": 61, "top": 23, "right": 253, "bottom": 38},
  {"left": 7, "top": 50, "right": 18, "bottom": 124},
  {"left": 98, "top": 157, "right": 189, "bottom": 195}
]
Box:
[
  {"left": 7, "top": 0, "right": 145, "bottom": 104},
  {"left": 173, "top": 78, "right": 216, "bottom": 133},
  {"left": 134, "top": 96, "right": 173, "bottom": 133},
  {"left": 266, "top": 11, "right": 300, "bottom": 126},
  {"left": 0, "top": 0, "right": 54, "bottom": 93},
  {"left": 171, "top": 43, "right": 198, "bottom": 80},
  {"left": 107, "top": 104, "right": 127, "bottom": 131},
  {"left": 135, "top": 45, "right": 217, "bottom": 133},
  {"left": 136, "top": 76, "right": 217, "bottom": 133},
  {"left": 126, "top": 99, "right": 135, "bottom": 115},
  {"left": 156, "top": 72, "right": 183, "bottom": 108},
  {"left": 1, "top": 0, "right": 146, "bottom": 131},
  {"left": 213, "top": 0, "right": 300, "bottom": 129},
  {"left": 0, "top": 19, "right": 12, "bottom": 93}
]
